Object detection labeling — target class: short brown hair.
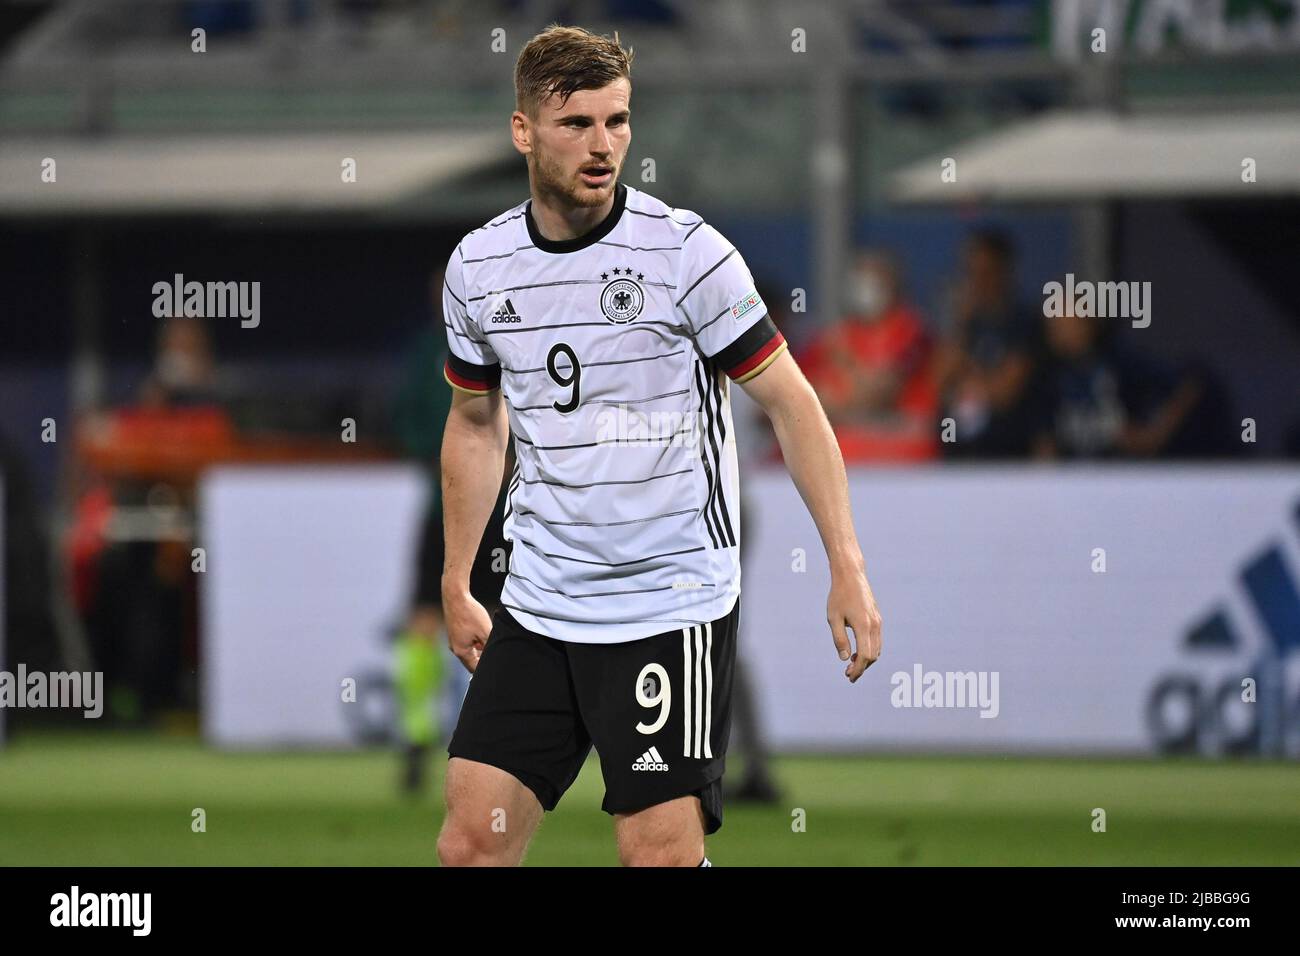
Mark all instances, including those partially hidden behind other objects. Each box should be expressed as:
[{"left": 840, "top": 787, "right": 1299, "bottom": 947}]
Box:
[{"left": 515, "top": 24, "right": 634, "bottom": 120}]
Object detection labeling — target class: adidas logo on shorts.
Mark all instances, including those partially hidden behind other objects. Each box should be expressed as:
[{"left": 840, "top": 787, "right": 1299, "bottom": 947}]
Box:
[{"left": 631, "top": 746, "right": 669, "bottom": 772}]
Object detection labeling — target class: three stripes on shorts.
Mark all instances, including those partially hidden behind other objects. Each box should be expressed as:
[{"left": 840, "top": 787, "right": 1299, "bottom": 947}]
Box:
[{"left": 681, "top": 621, "right": 713, "bottom": 759}]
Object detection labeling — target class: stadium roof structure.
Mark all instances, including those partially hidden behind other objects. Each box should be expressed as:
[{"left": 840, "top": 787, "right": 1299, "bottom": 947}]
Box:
[
  {"left": 0, "top": 130, "right": 510, "bottom": 215},
  {"left": 890, "top": 109, "right": 1300, "bottom": 203}
]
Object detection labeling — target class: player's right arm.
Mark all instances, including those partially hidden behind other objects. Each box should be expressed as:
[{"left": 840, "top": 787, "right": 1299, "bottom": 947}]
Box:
[
  {"left": 440, "top": 387, "right": 508, "bottom": 672},
  {"left": 439, "top": 244, "right": 507, "bottom": 672}
]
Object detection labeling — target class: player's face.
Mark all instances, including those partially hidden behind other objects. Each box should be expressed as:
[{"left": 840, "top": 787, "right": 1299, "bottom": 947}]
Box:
[{"left": 525, "top": 78, "right": 630, "bottom": 209}]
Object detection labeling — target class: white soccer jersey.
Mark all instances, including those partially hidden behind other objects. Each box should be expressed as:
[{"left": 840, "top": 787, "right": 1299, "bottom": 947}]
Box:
[{"left": 442, "top": 182, "right": 787, "bottom": 643}]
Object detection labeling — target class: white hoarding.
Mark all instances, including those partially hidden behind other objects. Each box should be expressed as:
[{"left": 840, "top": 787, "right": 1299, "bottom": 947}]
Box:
[
  {"left": 201, "top": 466, "right": 427, "bottom": 747},
  {"left": 201, "top": 465, "right": 1300, "bottom": 756},
  {"left": 743, "top": 467, "right": 1300, "bottom": 756}
]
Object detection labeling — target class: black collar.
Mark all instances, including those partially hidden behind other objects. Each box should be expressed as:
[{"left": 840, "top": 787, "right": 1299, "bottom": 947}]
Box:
[{"left": 526, "top": 182, "right": 627, "bottom": 254}]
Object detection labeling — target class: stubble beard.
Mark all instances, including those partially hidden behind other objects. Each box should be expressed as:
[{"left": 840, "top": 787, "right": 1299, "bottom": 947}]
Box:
[{"left": 533, "top": 147, "right": 617, "bottom": 210}]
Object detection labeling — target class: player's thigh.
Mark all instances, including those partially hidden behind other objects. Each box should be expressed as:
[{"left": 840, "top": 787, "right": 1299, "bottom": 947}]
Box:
[
  {"left": 440, "top": 756, "right": 543, "bottom": 857},
  {"left": 447, "top": 608, "right": 593, "bottom": 823},
  {"left": 572, "top": 601, "right": 739, "bottom": 832},
  {"left": 613, "top": 794, "right": 706, "bottom": 867}
]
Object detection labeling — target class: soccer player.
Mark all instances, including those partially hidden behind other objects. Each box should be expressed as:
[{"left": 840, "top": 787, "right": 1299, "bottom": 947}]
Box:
[{"left": 437, "top": 25, "right": 883, "bottom": 867}]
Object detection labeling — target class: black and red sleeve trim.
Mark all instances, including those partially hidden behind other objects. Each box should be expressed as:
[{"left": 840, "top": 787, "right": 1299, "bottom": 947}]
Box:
[
  {"left": 444, "top": 353, "right": 502, "bottom": 395},
  {"left": 711, "top": 313, "right": 788, "bottom": 383}
]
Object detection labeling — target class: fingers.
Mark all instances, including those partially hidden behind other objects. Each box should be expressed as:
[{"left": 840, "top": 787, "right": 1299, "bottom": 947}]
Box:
[
  {"left": 845, "top": 609, "right": 883, "bottom": 683},
  {"left": 828, "top": 615, "right": 851, "bottom": 663},
  {"left": 451, "top": 633, "right": 486, "bottom": 674},
  {"left": 448, "top": 626, "right": 483, "bottom": 674},
  {"left": 446, "top": 599, "right": 491, "bottom": 674}
]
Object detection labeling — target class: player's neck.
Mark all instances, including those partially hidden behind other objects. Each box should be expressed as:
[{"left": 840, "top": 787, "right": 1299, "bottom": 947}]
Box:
[{"left": 528, "top": 182, "right": 619, "bottom": 243}]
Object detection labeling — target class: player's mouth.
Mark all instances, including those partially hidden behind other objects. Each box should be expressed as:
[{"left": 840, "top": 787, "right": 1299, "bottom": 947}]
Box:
[{"left": 579, "top": 165, "right": 613, "bottom": 187}]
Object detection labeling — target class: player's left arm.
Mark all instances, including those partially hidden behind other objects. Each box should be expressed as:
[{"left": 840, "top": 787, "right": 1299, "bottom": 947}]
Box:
[
  {"left": 738, "top": 349, "right": 883, "bottom": 682},
  {"left": 676, "top": 221, "right": 880, "bottom": 681}
]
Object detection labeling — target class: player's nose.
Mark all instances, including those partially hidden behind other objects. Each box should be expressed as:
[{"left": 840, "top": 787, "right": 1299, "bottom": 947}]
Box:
[{"left": 588, "top": 125, "right": 614, "bottom": 156}]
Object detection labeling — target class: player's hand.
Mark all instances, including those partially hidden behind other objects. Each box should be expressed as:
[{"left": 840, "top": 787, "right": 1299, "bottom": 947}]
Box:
[
  {"left": 827, "top": 563, "right": 882, "bottom": 683},
  {"left": 443, "top": 592, "right": 493, "bottom": 673}
]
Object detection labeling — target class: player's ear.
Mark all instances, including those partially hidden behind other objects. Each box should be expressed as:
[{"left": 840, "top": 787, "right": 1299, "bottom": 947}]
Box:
[{"left": 510, "top": 111, "right": 532, "bottom": 156}]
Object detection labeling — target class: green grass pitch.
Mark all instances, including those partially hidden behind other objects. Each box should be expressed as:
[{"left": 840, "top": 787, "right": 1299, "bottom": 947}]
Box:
[{"left": 1, "top": 733, "right": 1298, "bottom": 865}]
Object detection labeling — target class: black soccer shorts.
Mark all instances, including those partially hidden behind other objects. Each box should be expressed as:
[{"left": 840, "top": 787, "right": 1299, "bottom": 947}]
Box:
[{"left": 447, "top": 598, "right": 740, "bottom": 834}]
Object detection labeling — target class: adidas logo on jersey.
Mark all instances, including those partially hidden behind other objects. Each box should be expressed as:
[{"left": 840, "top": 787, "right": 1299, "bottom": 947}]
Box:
[
  {"left": 490, "top": 299, "right": 523, "bottom": 323},
  {"left": 632, "top": 746, "right": 669, "bottom": 772}
]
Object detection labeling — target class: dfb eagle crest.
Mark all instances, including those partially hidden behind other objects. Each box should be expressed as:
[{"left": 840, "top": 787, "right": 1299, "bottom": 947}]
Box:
[{"left": 599, "top": 266, "right": 645, "bottom": 325}]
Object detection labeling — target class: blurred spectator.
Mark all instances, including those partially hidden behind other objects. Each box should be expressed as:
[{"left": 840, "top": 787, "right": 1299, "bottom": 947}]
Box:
[
  {"left": 797, "top": 250, "right": 938, "bottom": 462},
  {"left": 934, "top": 228, "right": 1042, "bottom": 458},
  {"left": 76, "top": 316, "right": 225, "bottom": 723},
  {"left": 139, "top": 315, "right": 221, "bottom": 409},
  {"left": 1031, "top": 309, "right": 1238, "bottom": 460}
]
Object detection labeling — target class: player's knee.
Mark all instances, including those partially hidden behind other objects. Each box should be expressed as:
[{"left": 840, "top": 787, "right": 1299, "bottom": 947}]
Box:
[
  {"left": 618, "top": 833, "right": 702, "bottom": 867},
  {"left": 437, "top": 819, "right": 509, "bottom": 867},
  {"left": 436, "top": 826, "right": 474, "bottom": 867}
]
